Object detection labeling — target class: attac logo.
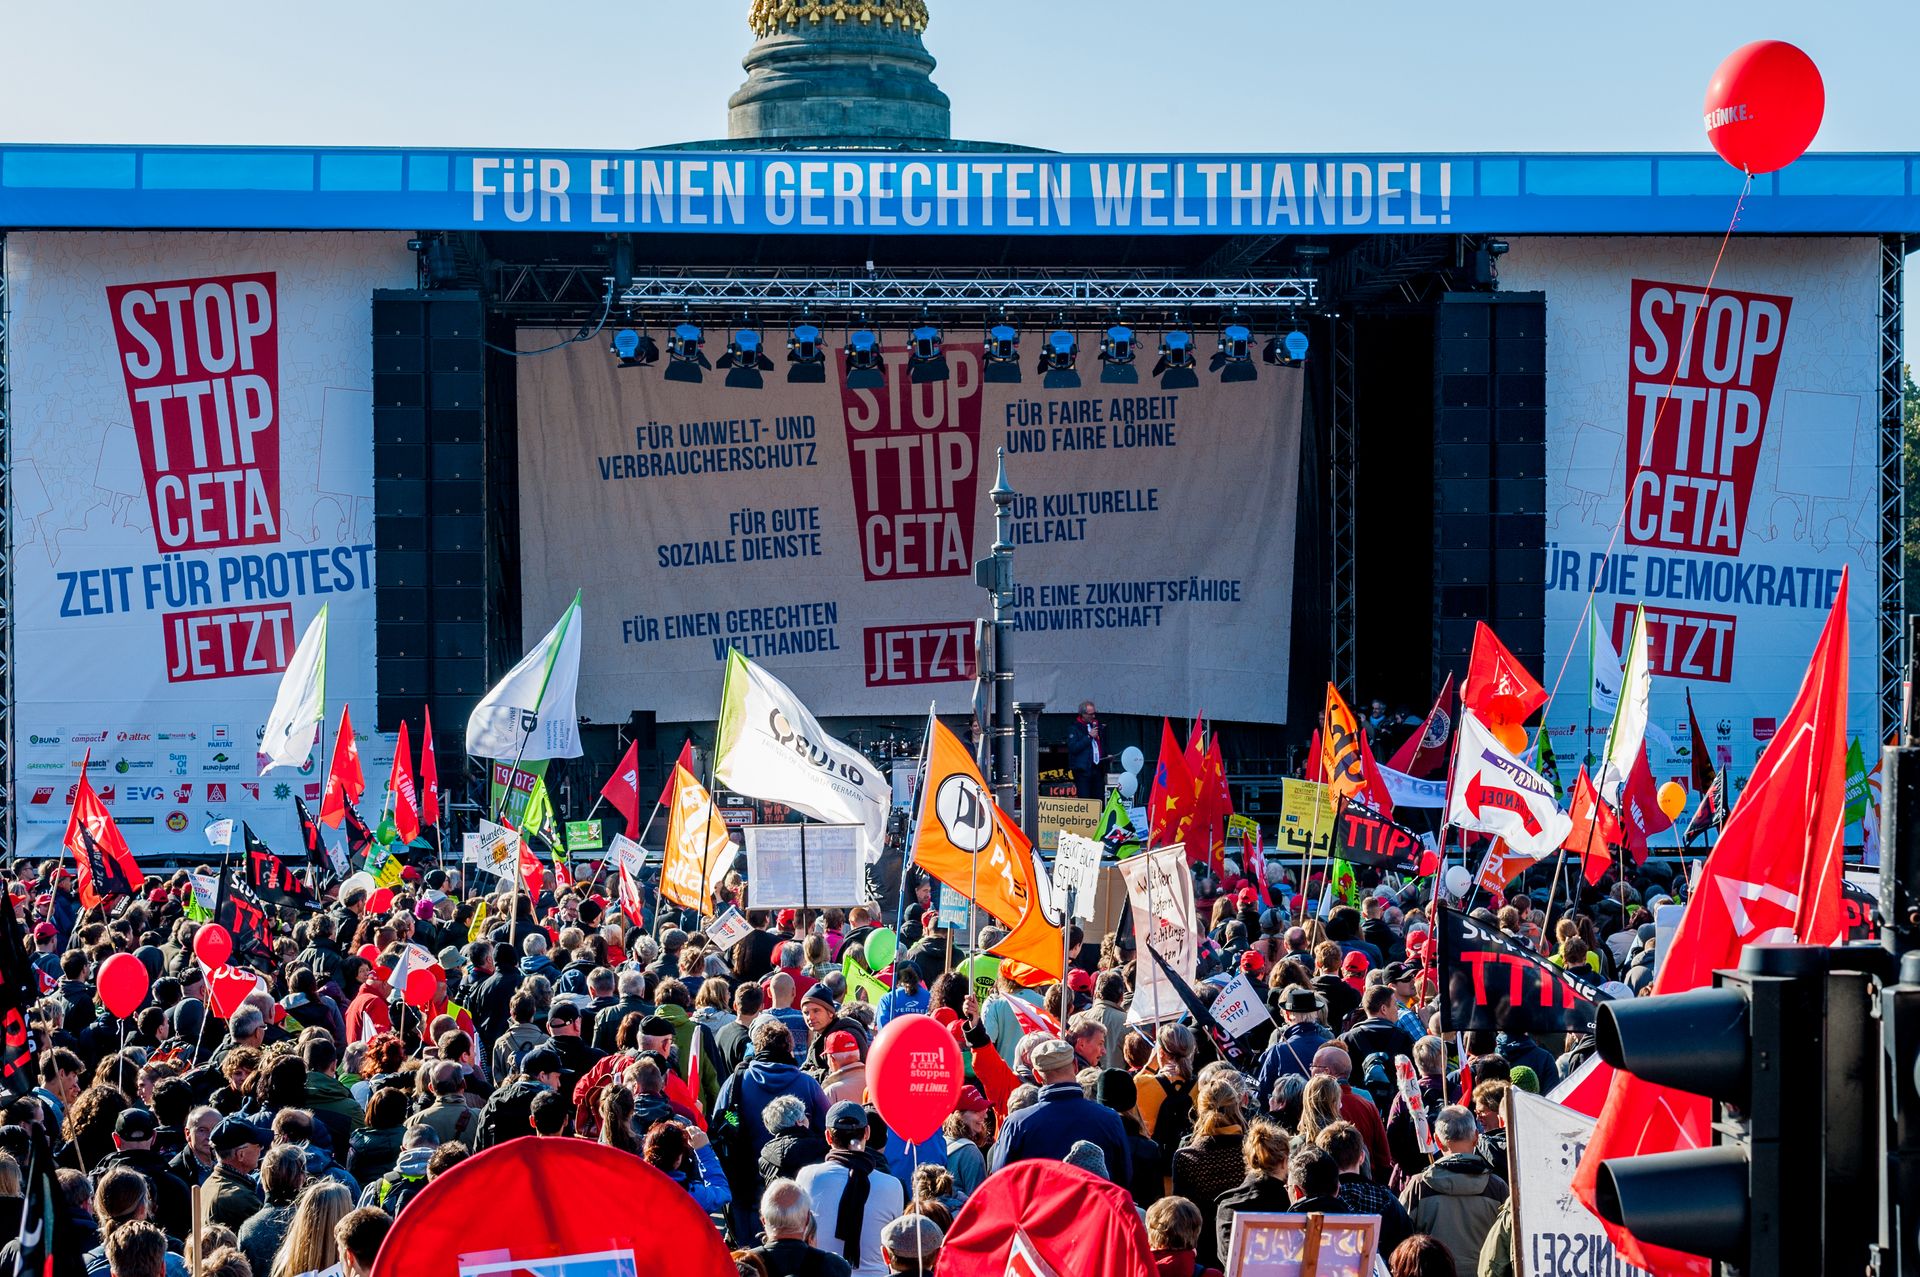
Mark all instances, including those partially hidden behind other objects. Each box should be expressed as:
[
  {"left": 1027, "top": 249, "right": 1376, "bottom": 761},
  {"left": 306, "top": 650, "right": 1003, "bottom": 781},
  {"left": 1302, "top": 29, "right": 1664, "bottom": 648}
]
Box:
[
  {"left": 165, "top": 812, "right": 190, "bottom": 832},
  {"left": 116, "top": 732, "right": 153, "bottom": 743}
]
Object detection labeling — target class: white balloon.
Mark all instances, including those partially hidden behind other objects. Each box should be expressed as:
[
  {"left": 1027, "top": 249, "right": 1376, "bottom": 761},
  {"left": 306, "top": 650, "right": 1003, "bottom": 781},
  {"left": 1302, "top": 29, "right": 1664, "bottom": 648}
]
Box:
[
  {"left": 1443, "top": 865, "right": 1472, "bottom": 898},
  {"left": 1121, "top": 746, "right": 1145, "bottom": 775},
  {"left": 1118, "top": 772, "right": 1139, "bottom": 800}
]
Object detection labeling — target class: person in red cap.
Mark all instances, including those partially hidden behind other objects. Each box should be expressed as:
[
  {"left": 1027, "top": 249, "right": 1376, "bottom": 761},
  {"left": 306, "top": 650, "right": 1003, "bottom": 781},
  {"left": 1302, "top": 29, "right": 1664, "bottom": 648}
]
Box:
[
  {"left": 1340, "top": 950, "right": 1370, "bottom": 997},
  {"left": 819, "top": 1030, "right": 866, "bottom": 1106}
]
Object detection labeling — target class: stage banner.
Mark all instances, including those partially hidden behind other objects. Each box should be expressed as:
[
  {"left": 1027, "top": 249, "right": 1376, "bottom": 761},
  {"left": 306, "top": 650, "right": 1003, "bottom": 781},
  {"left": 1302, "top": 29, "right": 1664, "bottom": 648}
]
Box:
[
  {"left": 1500, "top": 238, "right": 1882, "bottom": 821},
  {"left": 515, "top": 334, "right": 1302, "bottom": 722},
  {"left": 5, "top": 232, "right": 413, "bottom": 859}
]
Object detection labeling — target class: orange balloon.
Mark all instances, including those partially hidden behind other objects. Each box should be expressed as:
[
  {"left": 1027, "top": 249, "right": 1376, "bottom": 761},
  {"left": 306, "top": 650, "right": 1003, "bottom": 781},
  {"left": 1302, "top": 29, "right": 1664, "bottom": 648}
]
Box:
[
  {"left": 1657, "top": 780, "right": 1688, "bottom": 820},
  {"left": 1492, "top": 720, "right": 1530, "bottom": 754},
  {"left": 1486, "top": 693, "right": 1527, "bottom": 728}
]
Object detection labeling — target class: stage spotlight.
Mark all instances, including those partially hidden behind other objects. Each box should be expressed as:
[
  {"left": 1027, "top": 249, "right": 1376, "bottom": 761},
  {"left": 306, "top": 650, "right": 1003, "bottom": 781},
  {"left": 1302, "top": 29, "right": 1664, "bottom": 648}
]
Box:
[
  {"left": 845, "top": 328, "right": 885, "bottom": 390},
  {"left": 610, "top": 327, "right": 658, "bottom": 369},
  {"left": 1037, "top": 329, "right": 1080, "bottom": 390},
  {"left": 1264, "top": 328, "right": 1311, "bottom": 367},
  {"left": 1153, "top": 330, "right": 1198, "bottom": 390},
  {"left": 909, "top": 324, "right": 949, "bottom": 384},
  {"left": 1098, "top": 324, "right": 1138, "bottom": 385},
  {"left": 787, "top": 323, "right": 826, "bottom": 383},
  {"left": 983, "top": 323, "right": 1021, "bottom": 384},
  {"left": 1212, "top": 323, "right": 1257, "bottom": 383},
  {"left": 717, "top": 328, "right": 775, "bottom": 389},
  {"left": 663, "top": 322, "right": 708, "bottom": 384}
]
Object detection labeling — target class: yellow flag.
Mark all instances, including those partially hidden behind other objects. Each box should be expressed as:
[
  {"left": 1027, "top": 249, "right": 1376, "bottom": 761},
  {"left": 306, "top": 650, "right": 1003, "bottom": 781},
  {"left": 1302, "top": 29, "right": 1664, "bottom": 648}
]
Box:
[
  {"left": 467, "top": 900, "right": 489, "bottom": 943},
  {"left": 661, "top": 764, "right": 732, "bottom": 915}
]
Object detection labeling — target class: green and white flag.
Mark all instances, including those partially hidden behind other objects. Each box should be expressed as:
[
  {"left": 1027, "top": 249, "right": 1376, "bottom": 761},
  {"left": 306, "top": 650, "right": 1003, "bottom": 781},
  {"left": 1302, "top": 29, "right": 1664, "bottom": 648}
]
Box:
[
  {"left": 522, "top": 777, "right": 562, "bottom": 850},
  {"left": 712, "top": 648, "right": 891, "bottom": 858},
  {"left": 466, "top": 591, "right": 583, "bottom": 761},
  {"left": 1597, "top": 604, "right": 1651, "bottom": 808},
  {"left": 259, "top": 604, "right": 327, "bottom": 774}
]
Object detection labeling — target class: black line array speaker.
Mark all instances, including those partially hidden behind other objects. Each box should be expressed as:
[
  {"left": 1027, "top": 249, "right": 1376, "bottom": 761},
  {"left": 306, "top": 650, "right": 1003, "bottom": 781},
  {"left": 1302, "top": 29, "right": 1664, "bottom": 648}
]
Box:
[
  {"left": 373, "top": 290, "right": 488, "bottom": 740},
  {"left": 1433, "top": 292, "right": 1546, "bottom": 689}
]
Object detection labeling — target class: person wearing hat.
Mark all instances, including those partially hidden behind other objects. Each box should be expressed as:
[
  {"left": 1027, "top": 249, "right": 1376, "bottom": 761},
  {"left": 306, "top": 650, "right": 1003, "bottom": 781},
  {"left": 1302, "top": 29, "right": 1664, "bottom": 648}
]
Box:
[
  {"left": 473, "top": 1045, "right": 563, "bottom": 1151},
  {"left": 29, "top": 921, "right": 61, "bottom": 988},
  {"left": 879, "top": 1212, "right": 943, "bottom": 1277},
  {"left": 988, "top": 1037, "right": 1132, "bottom": 1188},
  {"left": 1254, "top": 988, "right": 1334, "bottom": 1112},
  {"left": 820, "top": 1031, "right": 868, "bottom": 1107},
  {"left": 796, "top": 1100, "right": 907, "bottom": 1277},
  {"left": 940, "top": 1085, "right": 994, "bottom": 1199},
  {"left": 544, "top": 998, "right": 604, "bottom": 1102},
  {"left": 98, "top": 1108, "right": 193, "bottom": 1242},
  {"left": 800, "top": 983, "right": 871, "bottom": 1080},
  {"left": 201, "top": 1117, "right": 270, "bottom": 1232},
  {"left": 1093, "top": 1068, "right": 1163, "bottom": 1209}
]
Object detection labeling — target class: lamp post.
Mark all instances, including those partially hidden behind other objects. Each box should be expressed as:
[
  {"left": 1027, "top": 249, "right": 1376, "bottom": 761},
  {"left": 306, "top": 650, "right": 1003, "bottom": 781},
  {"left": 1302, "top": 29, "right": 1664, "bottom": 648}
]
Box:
[{"left": 976, "top": 448, "right": 1019, "bottom": 815}]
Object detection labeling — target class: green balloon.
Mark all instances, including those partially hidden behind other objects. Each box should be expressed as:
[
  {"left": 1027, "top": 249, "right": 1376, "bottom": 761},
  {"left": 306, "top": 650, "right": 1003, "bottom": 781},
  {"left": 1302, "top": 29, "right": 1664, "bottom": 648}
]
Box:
[
  {"left": 376, "top": 813, "right": 398, "bottom": 846},
  {"left": 864, "top": 926, "right": 898, "bottom": 971}
]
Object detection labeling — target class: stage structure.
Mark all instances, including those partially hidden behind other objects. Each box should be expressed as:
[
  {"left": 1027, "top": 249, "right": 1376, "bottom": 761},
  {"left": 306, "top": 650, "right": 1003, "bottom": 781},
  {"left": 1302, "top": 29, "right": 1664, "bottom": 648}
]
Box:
[{"left": 0, "top": 4, "right": 1917, "bottom": 860}]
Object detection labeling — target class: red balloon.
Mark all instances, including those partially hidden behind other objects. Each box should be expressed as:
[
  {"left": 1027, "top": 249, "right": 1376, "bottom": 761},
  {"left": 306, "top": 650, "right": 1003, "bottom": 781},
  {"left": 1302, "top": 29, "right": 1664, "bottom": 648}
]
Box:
[
  {"left": 98, "top": 953, "right": 150, "bottom": 1020},
  {"left": 403, "top": 966, "right": 438, "bottom": 1008},
  {"left": 1704, "top": 41, "right": 1824, "bottom": 175},
  {"left": 865, "top": 1013, "right": 962, "bottom": 1144},
  {"left": 193, "top": 924, "right": 233, "bottom": 970},
  {"left": 368, "top": 887, "right": 394, "bottom": 914},
  {"left": 358, "top": 943, "right": 379, "bottom": 963}
]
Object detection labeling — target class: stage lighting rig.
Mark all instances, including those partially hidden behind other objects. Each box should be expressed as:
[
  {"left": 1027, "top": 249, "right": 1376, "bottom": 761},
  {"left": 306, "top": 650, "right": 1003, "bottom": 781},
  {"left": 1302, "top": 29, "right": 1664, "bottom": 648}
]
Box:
[
  {"left": 1153, "top": 329, "right": 1198, "bottom": 390},
  {"left": 909, "top": 323, "right": 948, "bottom": 384},
  {"left": 1098, "top": 324, "right": 1138, "bottom": 385},
  {"left": 845, "top": 327, "right": 885, "bottom": 390},
  {"left": 1263, "top": 328, "right": 1311, "bottom": 367},
  {"left": 983, "top": 322, "right": 1021, "bottom": 385},
  {"left": 1212, "top": 322, "right": 1257, "bottom": 383},
  {"left": 610, "top": 327, "right": 658, "bottom": 369},
  {"left": 1037, "top": 329, "right": 1080, "bottom": 390},
  {"left": 787, "top": 323, "right": 826, "bottom": 383},
  {"left": 664, "top": 322, "right": 709, "bottom": 384},
  {"left": 717, "top": 328, "right": 775, "bottom": 389}
]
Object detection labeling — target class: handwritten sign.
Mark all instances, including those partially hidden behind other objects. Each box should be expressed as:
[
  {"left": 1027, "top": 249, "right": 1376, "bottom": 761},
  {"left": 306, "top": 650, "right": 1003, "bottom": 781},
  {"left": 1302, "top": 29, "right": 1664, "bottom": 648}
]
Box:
[
  {"left": 463, "top": 820, "right": 517, "bottom": 877},
  {"left": 1508, "top": 1089, "right": 1625, "bottom": 1277},
  {"left": 1053, "top": 832, "right": 1103, "bottom": 919},
  {"left": 1224, "top": 1213, "right": 1380, "bottom": 1277}
]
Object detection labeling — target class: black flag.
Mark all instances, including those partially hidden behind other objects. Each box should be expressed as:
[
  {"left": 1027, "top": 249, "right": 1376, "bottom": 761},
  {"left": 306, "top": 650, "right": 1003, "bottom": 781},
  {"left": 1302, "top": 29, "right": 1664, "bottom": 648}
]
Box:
[
  {"left": 14, "top": 1128, "right": 57, "bottom": 1277},
  {"left": 1436, "top": 904, "right": 1604, "bottom": 1035},
  {"left": 0, "top": 888, "right": 40, "bottom": 1096},
  {"left": 1143, "top": 944, "right": 1254, "bottom": 1071},
  {"left": 212, "top": 862, "right": 274, "bottom": 968},
  {"left": 1683, "top": 770, "right": 1725, "bottom": 846},
  {"left": 243, "top": 826, "right": 319, "bottom": 912},
  {"left": 1332, "top": 800, "right": 1430, "bottom": 875},
  {"left": 295, "top": 796, "right": 327, "bottom": 866},
  {"left": 342, "top": 801, "right": 376, "bottom": 859}
]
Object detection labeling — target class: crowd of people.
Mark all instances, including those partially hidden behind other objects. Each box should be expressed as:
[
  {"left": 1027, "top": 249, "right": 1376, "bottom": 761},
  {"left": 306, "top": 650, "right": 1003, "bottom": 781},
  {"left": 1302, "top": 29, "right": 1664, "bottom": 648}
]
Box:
[{"left": 0, "top": 836, "right": 1680, "bottom": 1277}]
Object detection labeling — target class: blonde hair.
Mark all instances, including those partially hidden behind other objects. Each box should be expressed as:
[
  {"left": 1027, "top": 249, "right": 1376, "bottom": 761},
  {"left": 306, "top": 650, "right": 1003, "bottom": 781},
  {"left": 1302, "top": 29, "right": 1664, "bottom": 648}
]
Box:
[
  {"left": 1146, "top": 1196, "right": 1204, "bottom": 1250},
  {"left": 1191, "top": 1074, "right": 1244, "bottom": 1139},
  {"left": 271, "top": 1180, "right": 354, "bottom": 1277},
  {"left": 1243, "top": 1119, "right": 1290, "bottom": 1177},
  {"left": 1298, "top": 1075, "right": 1344, "bottom": 1145}
]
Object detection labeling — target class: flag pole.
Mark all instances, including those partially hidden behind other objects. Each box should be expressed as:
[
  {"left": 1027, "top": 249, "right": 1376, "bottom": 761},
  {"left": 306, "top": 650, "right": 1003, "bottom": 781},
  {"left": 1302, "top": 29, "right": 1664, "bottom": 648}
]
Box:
[{"left": 896, "top": 703, "right": 937, "bottom": 941}]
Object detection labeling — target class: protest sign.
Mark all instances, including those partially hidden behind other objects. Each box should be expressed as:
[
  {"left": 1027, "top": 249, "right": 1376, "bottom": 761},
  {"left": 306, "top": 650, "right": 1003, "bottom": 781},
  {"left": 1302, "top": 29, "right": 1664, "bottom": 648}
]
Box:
[
  {"left": 565, "top": 820, "right": 603, "bottom": 853},
  {"left": 1053, "top": 833, "right": 1103, "bottom": 920},
  {"left": 1332, "top": 801, "right": 1429, "bottom": 874},
  {"left": 464, "top": 821, "right": 517, "bottom": 877},
  {"left": 1437, "top": 905, "right": 1603, "bottom": 1035},
  {"left": 1222, "top": 1212, "right": 1380, "bottom": 1277},
  {"left": 1276, "top": 781, "right": 1337, "bottom": 858},
  {"left": 1211, "top": 972, "right": 1272, "bottom": 1040},
  {"left": 1035, "top": 796, "right": 1102, "bottom": 851},
  {"left": 957, "top": 953, "right": 1001, "bottom": 1006},
  {"left": 705, "top": 906, "right": 753, "bottom": 953},
  {"left": 1507, "top": 1088, "right": 1626, "bottom": 1277},
  {"left": 609, "top": 833, "right": 648, "bottom": 878},
  {"left": 1119, "top": 843, "right": 1195, "bottom": 1025},
  {"left": 742, "top": 824, "right": 867, "bottom": 908},
  {"left": 1843, "top": 869, "right": 1882, "bottom": 942}
]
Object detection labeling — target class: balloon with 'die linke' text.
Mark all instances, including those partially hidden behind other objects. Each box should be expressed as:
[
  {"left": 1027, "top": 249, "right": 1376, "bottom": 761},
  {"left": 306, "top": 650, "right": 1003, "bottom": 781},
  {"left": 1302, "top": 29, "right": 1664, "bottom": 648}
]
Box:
[
  {"left": 1703, "top": 41, "right": 1824, "bottom": 175},
  {"left": 866, "top": 1013, "right": 962, "bottom": 1145}
]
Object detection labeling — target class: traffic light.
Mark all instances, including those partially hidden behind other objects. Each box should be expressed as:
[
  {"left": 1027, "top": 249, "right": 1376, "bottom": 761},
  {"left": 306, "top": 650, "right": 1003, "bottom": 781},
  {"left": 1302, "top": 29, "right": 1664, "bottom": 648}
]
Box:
[{"left": 1591, "top": 943, "right": 1878, "bottom": 1277}]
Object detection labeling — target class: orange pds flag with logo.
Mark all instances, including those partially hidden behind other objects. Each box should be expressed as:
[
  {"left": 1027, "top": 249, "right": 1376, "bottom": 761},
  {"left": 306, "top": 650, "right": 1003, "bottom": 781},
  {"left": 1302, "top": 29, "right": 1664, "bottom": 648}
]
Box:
[
  {"left": 913, "top": 718, "right": 1065, "bottom": 978},
  {"left": 660, "top": 763, "right": 732, "bottom": 916}
]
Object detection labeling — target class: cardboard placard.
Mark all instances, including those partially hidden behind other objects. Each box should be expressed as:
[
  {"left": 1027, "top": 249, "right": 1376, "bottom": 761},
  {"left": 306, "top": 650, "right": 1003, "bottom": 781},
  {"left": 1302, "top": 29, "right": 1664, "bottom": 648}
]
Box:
[
  {"left": 1035, "top": 796, "right": 1102, "bottom": 851},
  {"left": 1224, "top": 1212, "right": 1380, "bottom": 1277}
]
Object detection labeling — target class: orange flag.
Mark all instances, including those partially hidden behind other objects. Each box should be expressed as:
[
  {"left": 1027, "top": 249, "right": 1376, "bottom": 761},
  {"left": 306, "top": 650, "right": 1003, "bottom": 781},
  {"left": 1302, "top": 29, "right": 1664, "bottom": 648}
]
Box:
[
  {"left": 913, "top": 719, "right": 1065, "bottom": 977},
  {"left": 660, "top": 762, "right": 731, "bottom": 915}
]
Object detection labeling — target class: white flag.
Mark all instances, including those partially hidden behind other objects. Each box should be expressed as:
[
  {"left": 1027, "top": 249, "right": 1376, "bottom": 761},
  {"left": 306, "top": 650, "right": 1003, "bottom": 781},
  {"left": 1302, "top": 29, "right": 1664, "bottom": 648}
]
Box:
[
  {"left": 1447, "top": 709, "right": 1573, "bottom": 856},
  {"left": 712, "top": 649, "right": 890, "bottom": 858},
  {"left": 1118, "top": 842, "right": 1196, "bottom": 1025},
  {"left": 466, "top": 591, "right": 583, "bottom": 761},
  {"left": 1597, "top": 605, "right": 1650, "bottom": 808},
  {"left": 259, "top": 604, "right": 327, "bottom": 774},
  {"left": 1587, "top": 601, "right": 1622, "bottom": 715}
]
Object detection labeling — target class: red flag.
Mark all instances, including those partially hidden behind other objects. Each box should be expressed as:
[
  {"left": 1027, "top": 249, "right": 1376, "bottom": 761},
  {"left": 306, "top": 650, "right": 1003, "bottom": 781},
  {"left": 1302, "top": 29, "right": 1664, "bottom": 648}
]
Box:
[
  {"left": 1462, "top": 622, "right": 1547, "bottom": 722},
  {"left": 659, "top": 739, "right": 694, "bottom": 806},
  {"left": 602, "top": 740, "right": 643, "bottom": 835},
  {"left": 319, "top": 705, "right": 365, "bottom": 829},
  {"left": 1357, "top": 727, "right": 1396, "bottom": 821},
  {"left": 1571, "top": 571, "right": 1851, "bottom": 1277},
  {"left": 388, "top": 721, "right": 421, "bottom": 846},
  {"left": 1618, "top": 747, "right": 1674, "bottom": 862},
  {"left": 420, "top": 706, "right": 441, "bottom": 827},
  {"left": 1685, "top": 688, "right": 1714, "bottom": 794},
  {"left": 65, "top": 753, "right": 145, "bottom": 908},
  {"left": 1184, "top": 716, "right": 1206, "bottom": 786},
  {"left": 1389, "top": 674, "right": 1455, "bottom": 777},
  {"left": 1148, "top": 719, "right": 1197, "bottom": 848},
  {"left": 1563, "top": 767, "right": 1622, "bottom": 886},
  {"left": 1304, "top": 728, "right": 1324, "bottom": 782},
  {"left": 617, "top": 857, "right": 646, "bottom": 926},
  {"left": 517, "top": 837, "right": 546, "bottom": 901},
  {"left": 1206, "top": 735, "right": 1232, "bottom": 829}
]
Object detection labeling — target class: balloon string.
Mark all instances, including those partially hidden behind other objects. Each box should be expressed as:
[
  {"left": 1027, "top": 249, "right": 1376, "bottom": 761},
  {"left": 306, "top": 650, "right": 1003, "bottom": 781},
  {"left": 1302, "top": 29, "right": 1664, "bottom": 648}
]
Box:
[{"left": 1536, "top": 172, "right": 1755, "bottom": 732}]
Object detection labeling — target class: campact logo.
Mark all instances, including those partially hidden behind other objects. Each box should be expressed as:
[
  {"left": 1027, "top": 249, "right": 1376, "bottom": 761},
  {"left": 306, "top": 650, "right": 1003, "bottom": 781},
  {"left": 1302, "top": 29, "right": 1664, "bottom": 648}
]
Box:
[
  {"left": 28, "top": 788, "right": 53, "bottom": 805},
  {"left": 73, "top": 730, "right": 109, "bottom": 743},
  {"left": 165, "top": 812, "right": 189, "bottom": 832},
  {"left": 125, "top": 785, "right": 166, "bottom": 802}
]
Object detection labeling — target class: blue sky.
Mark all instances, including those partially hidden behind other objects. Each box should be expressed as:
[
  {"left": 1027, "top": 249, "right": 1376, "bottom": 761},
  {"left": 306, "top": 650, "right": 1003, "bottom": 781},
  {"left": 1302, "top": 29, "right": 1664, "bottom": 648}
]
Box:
[{"left": 3, "top": 0, "right": 1911, "bottom": 359}]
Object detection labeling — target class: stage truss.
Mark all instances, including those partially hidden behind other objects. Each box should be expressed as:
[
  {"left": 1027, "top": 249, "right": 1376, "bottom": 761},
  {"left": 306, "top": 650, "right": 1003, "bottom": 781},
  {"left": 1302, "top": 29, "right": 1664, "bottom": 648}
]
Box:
[
  {"left": 1881, "top": 234, "right": 1908, "bottom": 739},
  {"left": 0, "top": 234, "right": 12, "bottom": 859}
]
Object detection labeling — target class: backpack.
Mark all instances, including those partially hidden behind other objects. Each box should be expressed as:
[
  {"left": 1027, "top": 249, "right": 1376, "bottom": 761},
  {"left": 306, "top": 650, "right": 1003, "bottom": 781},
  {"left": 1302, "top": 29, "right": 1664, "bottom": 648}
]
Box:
[{"left": 1153, "top": 1075, "right": 1196, "bottom": 1160}]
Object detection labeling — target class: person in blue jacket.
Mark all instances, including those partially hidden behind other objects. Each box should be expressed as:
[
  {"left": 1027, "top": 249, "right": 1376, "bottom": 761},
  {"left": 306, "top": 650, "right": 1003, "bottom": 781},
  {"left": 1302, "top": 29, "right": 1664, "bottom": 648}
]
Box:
[
  {"left": 876, "top": 961, "right": 930, "bottom": 1027},
  {"left": 642, "top": 1118, "right": 731, "bottom": 1216},
  {"left": 988, "top": 1038, "right": 1131, "bottom": 1187},
  {"left": 713, "top": 1019, "right": 829, "bottom": 1239},
  {"left": 1254, "top": 988, "right": 1334, "bottom": 1111}
]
